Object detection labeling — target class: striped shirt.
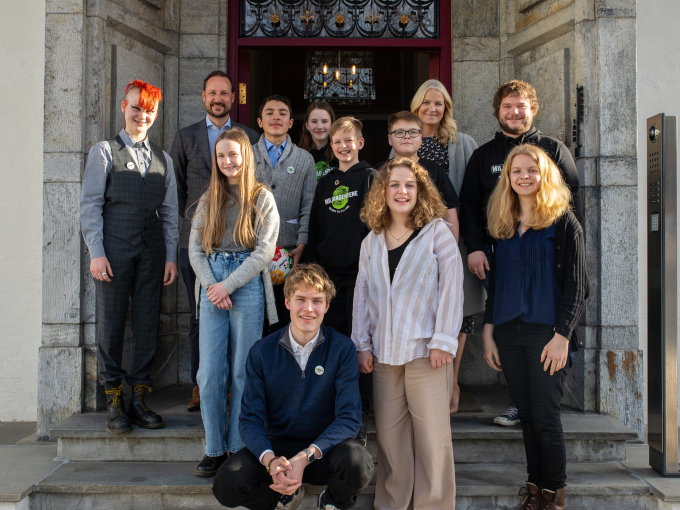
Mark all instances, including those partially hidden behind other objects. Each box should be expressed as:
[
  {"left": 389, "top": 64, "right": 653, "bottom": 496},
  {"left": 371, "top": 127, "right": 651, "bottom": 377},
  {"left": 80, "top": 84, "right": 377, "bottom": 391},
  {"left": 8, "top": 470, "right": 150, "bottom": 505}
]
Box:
[{"left": 352, "top": 218, "right": 464, "bottom": 365}]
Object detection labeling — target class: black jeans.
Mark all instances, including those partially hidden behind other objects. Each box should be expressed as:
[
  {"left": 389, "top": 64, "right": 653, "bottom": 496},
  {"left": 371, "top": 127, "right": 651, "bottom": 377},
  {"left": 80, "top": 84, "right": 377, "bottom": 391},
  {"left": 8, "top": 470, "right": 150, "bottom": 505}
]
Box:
[
  {"left": 179, "top": 249, "right": 200, "bottom": 386},
  {"left": 323, "top": 277, "right": 372, "bottom": 413},
  {"left": 213, "top": 438, "right": 374, "bottom": 510},
  {"left": 495, "top": 319, "right": 567, "bottom": 491}
]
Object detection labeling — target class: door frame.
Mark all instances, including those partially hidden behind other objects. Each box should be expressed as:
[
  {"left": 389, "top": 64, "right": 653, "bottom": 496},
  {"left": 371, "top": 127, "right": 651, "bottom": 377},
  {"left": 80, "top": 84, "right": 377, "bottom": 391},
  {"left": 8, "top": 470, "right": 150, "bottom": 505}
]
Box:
[{"left": 227, "top": 0, "right": 452, "bottom": 123}]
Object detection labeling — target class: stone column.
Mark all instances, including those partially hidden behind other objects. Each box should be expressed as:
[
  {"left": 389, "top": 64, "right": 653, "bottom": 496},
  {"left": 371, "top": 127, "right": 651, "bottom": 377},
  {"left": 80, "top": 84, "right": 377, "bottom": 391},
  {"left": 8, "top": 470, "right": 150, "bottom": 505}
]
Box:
[
  {"left": 591, "top": 0, "right": 643, "bottom": 438},
  {"left": 40, "top": 0, "right": 88, "bottom": 440}
]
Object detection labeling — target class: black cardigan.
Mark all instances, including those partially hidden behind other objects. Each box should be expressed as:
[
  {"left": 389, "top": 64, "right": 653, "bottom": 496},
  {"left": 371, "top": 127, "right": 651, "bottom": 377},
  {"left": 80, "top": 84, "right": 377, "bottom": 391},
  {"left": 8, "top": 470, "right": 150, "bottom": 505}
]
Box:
[{"left": 483, "top": 210, "right": 589, "bottom": 353}]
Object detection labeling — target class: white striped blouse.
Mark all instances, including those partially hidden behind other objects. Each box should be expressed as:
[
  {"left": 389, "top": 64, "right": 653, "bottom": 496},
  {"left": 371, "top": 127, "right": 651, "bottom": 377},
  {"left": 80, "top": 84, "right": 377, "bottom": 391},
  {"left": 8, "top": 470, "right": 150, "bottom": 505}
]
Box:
[{"left": 352, "top": 218, "right": 464, "bottom": 366}]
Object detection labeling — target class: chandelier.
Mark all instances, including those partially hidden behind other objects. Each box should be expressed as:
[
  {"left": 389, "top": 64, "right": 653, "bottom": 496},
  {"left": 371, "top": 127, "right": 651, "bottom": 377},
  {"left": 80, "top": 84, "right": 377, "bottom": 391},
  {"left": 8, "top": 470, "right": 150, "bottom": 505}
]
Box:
[{"left": 304, "top": 50, "right": 375, "bottom": 106}]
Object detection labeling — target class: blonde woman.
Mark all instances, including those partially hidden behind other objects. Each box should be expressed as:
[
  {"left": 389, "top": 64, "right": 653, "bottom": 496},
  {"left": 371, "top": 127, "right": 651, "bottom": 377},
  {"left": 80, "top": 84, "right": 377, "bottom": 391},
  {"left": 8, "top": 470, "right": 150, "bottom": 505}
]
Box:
[
  {"left": 482, "top": 145, "right": 588, "bottom": 509},
  {"left": 410, "top": 79, "right": 480, "bottom": 413},
  {"left": 353, "top": 158, "right": 463, "bottom": 509},
  {"left": 189, "top": 128, "right": 279, "bottom": 477}
]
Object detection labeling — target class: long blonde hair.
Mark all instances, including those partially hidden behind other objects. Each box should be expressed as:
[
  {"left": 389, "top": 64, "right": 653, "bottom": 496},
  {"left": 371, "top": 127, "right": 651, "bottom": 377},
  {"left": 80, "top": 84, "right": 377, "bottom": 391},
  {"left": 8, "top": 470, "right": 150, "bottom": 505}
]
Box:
[
  {"left": 360, "top": 158, "right": 447, "bottom": 233},
  {"left": 410, "top": 79, "right": 458, "bottom": 145},
  {"left": 487, "top": 144, "right": 571, "bottom": 239},
  {"left": 195, "top": 128, "right": 265, "bottom": 252}
]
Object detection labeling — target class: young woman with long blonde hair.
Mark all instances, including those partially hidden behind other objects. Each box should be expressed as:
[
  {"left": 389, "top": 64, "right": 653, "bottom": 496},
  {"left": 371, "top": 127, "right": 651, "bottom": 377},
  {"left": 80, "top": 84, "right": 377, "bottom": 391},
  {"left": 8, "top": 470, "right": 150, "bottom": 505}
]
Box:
[
  {"left": 353, "top": 157, "right": 463, "bottom": 509},
  {"left": 482, "top": 144, "right": 588, "bottom": 509},
  {"left": 189, "top": 128, "right": 279, "bottom": 477}
]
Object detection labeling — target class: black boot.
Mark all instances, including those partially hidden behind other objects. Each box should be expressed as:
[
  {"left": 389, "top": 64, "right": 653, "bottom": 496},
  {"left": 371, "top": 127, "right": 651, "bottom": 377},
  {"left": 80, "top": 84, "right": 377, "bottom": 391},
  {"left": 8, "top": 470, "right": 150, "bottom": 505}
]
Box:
[
  {"left": 104, "top": 383, "right": 132, "bottom": 434},
  {"left": 127, "top": 384, "right": 164, "bottom": 429},
  {"left": 194, "top": 452, "right": 230, "bottom": 477}
]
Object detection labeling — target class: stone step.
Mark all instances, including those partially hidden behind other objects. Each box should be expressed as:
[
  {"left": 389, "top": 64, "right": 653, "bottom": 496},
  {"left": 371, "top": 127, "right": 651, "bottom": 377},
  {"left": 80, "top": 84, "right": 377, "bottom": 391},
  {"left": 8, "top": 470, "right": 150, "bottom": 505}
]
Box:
[
  {"left": 52, "top": 411, "right": 637, "bottom": 464},
  {"left": 31, "top": 459, "right": 660, "bottom": 510}
]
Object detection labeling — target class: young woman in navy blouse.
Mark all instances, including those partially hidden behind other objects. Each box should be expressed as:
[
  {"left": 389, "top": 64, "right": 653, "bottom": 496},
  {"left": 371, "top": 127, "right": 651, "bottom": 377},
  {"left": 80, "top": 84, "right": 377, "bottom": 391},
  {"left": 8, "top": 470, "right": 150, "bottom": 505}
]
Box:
[{"left": 481, "top": 144, "right": 588, "bottom": 510}]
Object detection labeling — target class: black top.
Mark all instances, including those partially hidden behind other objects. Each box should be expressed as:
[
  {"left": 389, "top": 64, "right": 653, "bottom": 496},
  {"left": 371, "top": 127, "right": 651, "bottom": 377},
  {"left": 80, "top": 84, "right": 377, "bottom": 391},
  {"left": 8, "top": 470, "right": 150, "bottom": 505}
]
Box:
[
  {"left": 309, "top": 146, "right": 332, "bottom": 182},
  {"left": 377, "top": 157, "right": 460, "bottom": 209},
  {"left": 418, "top": 136, "right": 449, "bottom": 170},
  {"left": 388, "top": 229, "right": 420, "bottom": 282},
  {"left": 418, "top": 158, "right": 460, "bottom": 209},
  {"left": 484, "top": 211, "right": 589, "bottom": 353},
  {"left": 459, "top": 127, "right": 583, "bottom": 254},
  {"left": 305, "top": 161, "right": 377, "bottom": 279}
]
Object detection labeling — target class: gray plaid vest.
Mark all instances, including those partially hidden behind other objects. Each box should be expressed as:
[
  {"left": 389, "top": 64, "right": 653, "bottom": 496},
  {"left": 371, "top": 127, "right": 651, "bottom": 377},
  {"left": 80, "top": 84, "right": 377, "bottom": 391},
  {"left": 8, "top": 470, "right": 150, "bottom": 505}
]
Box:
[{"left": 102, "top": 135, "right": 167, "bottom": 247}]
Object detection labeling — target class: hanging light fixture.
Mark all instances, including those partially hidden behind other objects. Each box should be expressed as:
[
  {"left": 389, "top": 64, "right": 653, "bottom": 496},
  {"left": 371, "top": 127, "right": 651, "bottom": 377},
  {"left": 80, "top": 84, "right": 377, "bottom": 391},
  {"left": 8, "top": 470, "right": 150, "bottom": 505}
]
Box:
[{"left": 304, "top": 50, "right": 375, "bottom": 106}]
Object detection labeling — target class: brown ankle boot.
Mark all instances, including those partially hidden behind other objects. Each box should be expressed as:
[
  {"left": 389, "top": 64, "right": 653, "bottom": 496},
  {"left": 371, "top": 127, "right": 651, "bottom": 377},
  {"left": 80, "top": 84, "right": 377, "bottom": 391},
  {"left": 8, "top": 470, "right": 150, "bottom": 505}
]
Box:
[
  {"left": 187, "top": 386, "right": 200, "bottom": 412},
  {"left": 539, "top": 487, "right": 565, "bottom": 510},
  {"left": 519, "top": 482, "right": 543, "bottom": 510}
]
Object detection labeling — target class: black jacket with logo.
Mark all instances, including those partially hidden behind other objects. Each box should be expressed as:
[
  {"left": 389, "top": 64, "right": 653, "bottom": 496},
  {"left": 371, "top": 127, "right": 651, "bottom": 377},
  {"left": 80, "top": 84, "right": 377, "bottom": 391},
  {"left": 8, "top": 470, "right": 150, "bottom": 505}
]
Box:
[
  {"left": 459, "top": 127, "right": 583, "bottom": 253},
  {"left": 306, "top": 161, "right": 377, "bottom": 279}
]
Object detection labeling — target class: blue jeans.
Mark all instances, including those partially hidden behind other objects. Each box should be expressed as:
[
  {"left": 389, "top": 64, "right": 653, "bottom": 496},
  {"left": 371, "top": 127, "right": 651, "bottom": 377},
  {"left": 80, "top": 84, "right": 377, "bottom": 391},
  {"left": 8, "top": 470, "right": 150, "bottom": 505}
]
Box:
[{"left": 197, "top": 252, "right": 264, "bottom": 456}]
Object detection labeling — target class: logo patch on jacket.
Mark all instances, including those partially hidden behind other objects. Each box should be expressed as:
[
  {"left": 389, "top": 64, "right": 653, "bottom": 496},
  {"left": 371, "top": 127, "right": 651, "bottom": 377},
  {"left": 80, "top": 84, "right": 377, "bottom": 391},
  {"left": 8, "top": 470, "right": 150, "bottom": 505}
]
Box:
[{"left": 491, "top": 164, "right": 503, "bottom": 175}]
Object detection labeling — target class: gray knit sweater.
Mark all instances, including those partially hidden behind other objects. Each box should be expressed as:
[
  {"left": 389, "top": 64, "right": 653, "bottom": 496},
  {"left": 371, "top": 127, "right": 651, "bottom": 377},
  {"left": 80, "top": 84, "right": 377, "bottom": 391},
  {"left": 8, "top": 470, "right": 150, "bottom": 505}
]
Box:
[
  {"left": 188, "top": 186, "right": 280, "bottom": 324},
  {"left": 252, "top": 135, "right": 316, "bottom": 248}
]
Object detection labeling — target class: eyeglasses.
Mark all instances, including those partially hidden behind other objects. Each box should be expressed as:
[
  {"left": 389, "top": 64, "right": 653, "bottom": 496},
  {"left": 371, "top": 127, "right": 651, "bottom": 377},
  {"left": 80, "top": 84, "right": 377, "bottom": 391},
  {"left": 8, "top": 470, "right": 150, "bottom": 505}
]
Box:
[{"left": 389, "top": 129, "right": 422, "bottom": 138}]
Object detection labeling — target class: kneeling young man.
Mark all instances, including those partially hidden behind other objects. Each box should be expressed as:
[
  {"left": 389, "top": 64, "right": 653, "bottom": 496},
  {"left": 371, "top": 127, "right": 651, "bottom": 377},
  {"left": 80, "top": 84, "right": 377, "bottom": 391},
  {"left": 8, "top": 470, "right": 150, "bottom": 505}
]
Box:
[{"left": 213, "top": 263, "right": 374, "bottom": 510}]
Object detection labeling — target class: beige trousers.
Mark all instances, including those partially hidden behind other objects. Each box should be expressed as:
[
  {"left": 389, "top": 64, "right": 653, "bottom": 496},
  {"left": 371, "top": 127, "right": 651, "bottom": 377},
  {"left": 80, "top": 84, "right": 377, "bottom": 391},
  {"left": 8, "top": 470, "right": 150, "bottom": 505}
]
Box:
[{"left": 373, "top": 357, "right": 455, "bottom": 510}]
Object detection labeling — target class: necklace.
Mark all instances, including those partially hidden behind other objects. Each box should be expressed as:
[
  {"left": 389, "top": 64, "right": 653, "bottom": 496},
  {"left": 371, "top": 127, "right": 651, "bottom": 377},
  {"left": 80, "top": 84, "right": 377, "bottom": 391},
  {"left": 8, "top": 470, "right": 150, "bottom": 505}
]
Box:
[{"left": 388, "top": 226, "right": 412, "bottom": 242}]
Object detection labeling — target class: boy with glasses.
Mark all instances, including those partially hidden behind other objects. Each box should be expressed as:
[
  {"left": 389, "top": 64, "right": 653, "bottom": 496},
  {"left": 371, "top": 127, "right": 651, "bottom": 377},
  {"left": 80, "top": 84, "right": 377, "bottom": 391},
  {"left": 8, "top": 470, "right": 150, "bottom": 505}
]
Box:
[{"left": 385, "top": 111, "right": 460, "bottom": 241}]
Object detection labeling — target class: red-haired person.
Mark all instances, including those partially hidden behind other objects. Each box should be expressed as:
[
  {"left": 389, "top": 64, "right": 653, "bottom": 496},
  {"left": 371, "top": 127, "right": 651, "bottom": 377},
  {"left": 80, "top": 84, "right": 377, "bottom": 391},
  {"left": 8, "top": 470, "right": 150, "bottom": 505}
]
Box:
[{"left": 80, "top": 80, "right": 179, "bottom": 434}]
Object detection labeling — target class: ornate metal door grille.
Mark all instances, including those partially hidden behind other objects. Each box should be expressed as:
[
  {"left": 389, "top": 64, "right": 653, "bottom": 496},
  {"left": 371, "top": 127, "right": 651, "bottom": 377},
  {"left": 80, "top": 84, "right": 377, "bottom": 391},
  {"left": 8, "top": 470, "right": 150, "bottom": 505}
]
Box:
[{"left": 240, "top": 0, "right": 439, "bottom": 38}]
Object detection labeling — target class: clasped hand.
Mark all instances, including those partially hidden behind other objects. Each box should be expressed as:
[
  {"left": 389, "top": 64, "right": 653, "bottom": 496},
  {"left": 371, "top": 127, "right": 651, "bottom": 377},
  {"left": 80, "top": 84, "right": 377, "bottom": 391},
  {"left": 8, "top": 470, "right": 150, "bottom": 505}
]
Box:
[
  {"left": 268, "top": 454, "right": 306, "bottom": 495},
  {"left": 206, "top": 283, "right": 232, "bottom": 310}
]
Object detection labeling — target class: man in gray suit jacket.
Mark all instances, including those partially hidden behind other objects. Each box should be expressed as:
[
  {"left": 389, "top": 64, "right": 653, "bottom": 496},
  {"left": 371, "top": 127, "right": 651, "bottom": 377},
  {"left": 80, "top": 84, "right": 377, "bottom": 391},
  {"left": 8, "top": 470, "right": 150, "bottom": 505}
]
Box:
[{"left": 170, "top": 71, "right": 259, "bottom": 412}]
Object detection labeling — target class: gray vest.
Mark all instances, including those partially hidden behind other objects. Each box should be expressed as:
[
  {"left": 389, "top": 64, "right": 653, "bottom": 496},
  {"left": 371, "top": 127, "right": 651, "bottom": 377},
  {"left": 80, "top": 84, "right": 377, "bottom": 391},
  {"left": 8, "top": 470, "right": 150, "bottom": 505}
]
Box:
[{"left": 102, "top": 135, "right": 167, "bottom": 248}]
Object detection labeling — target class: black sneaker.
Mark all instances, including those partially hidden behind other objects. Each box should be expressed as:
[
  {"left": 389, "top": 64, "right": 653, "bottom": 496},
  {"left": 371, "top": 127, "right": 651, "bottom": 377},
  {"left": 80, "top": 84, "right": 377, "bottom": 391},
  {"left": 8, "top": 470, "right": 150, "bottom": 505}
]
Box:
[
  {"left": 493, "top": 405, "right": 520, "bottom": 426},
  {"left": 276, "top": 487, "right": 305, "bottom": 509},
  {"left": 317, "top": 489, "right": 338, "bottom": 510}
]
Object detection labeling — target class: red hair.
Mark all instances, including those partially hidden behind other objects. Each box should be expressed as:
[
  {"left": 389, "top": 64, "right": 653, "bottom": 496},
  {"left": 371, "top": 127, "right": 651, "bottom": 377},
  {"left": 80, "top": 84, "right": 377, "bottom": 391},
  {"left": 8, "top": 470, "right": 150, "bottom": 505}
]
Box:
[{"left": 123, "top": 79, "right": 162, "bottom": 110}]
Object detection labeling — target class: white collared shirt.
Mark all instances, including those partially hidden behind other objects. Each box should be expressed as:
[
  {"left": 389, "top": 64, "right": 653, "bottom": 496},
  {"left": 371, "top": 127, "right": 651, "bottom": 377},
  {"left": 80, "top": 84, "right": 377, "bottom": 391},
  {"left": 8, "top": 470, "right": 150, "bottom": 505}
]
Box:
[{"left": 288, "top": 328, "right": 320, "bottom": 371}]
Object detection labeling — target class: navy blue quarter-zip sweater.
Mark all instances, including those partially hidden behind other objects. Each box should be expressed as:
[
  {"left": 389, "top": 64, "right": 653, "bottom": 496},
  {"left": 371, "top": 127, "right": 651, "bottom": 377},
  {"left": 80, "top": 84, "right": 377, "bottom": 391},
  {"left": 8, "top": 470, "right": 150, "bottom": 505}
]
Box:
[{"left": 239, "top": 325, "right": 361, "bottom": 458}]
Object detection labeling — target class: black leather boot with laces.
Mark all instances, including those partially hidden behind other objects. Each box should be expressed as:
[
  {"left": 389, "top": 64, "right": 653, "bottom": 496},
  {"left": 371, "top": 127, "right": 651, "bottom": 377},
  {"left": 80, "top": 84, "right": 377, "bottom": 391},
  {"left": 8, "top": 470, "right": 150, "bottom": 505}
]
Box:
[
  {"left": 127, "top": 384, "right": 164, "bottom": 429},
  {"left": 104, "top": 383, "right": 132, "bottom": 434}
]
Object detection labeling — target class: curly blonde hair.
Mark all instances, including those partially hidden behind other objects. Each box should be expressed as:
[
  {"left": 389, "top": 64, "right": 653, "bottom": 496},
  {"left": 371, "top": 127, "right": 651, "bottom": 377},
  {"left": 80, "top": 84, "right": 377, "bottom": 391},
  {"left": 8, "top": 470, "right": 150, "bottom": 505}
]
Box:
[
  {"left": 487, "top": 144, "right": 571, "bottom": 239},
  {"left": 361, "top": 158, "right": 447, "bottom": 234},
  {"left": 410, "top": 79, "right": 458, "bottom": 145}
]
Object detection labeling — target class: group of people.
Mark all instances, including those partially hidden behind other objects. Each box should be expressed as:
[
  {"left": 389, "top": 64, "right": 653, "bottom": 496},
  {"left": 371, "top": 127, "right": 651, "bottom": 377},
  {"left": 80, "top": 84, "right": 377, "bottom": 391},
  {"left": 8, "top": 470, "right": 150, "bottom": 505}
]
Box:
[{"left": 80, "top": 72, "right": 588, "bottom": 510}]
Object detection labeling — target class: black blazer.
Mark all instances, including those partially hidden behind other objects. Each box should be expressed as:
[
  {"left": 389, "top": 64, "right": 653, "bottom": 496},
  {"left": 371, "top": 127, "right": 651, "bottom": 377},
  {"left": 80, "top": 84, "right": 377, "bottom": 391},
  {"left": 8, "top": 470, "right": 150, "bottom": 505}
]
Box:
[
  {"left": 484, "top": 210, "right": 589, "bottom": 354},
  {"left": 170, "top": 119, "right": 259, "bottom": 248}
]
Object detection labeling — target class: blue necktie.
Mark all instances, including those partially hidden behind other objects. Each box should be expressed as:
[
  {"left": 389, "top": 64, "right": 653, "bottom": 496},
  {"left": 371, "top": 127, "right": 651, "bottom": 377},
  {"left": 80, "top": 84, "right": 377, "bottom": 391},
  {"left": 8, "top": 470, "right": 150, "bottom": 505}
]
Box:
[{"left": 268, "top": 144, "right": 281, "bottom": 168}]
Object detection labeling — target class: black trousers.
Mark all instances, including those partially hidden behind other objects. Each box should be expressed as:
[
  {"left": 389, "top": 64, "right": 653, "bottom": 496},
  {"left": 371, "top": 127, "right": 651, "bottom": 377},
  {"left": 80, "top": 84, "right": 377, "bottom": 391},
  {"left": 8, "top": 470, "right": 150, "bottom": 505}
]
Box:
[
  {"left": 495, "top": 319, "right": 567, "bottom": 491},
  {"left": 323, "top": 277, "right": 372, "bottom": 413},
  {"left": 96, "top": 235, "right": 165, "bottom": 387},
  {"left": 213, "top": 438, "right": 374, "bottom": 510},
  {"left": 179, "top": 249, "right": 200, "bottom": 386}
]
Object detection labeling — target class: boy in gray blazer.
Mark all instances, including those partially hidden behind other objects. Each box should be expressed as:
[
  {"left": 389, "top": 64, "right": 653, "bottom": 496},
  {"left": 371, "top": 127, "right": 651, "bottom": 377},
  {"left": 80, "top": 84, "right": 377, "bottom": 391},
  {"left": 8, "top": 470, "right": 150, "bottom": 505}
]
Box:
[{"left": 253, "top": 95, "right": 316, "bottom": 333}]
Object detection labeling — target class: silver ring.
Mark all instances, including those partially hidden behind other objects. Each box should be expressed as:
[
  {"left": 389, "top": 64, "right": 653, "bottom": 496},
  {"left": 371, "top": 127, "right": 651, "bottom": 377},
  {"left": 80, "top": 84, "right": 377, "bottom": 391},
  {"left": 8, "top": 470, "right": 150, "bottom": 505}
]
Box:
[
  {"left": 443, "top": 361, "right": 448, "bottom": 365},
  {"left": 102, "top": 272, "right": 108, "bottom": 276}
]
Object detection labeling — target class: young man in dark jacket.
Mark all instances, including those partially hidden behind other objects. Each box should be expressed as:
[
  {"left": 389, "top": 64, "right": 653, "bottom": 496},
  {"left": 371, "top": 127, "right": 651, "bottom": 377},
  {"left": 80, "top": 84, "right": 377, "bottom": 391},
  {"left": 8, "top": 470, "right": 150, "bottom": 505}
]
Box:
[
  {"left": 459, "top": 79, "right": 584, "bottom": 427},
  {"left": 212, "top": 264, "right": 374, "bottom": 510}
]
